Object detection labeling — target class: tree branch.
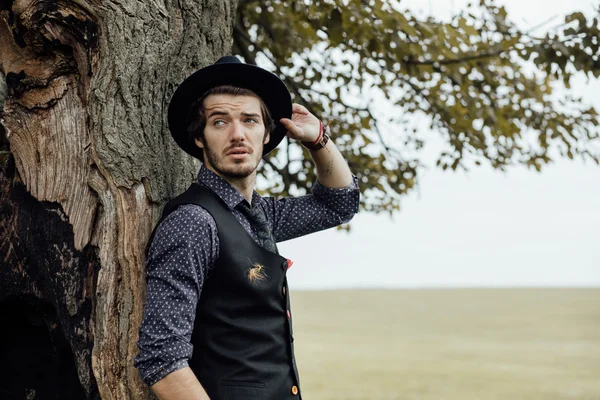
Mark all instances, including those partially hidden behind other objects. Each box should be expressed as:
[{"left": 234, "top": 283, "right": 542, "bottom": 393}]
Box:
[{"left": 405, "top": 49, "right": 504, "bottom": 66}]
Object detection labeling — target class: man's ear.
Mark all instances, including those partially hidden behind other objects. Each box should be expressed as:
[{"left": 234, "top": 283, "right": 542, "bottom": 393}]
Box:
[
  {"left": 263, "top": 131, "right": 270, "bottom": 145},
  {"left": 194, "top": 138, "right": 205, "bottom": 149}
]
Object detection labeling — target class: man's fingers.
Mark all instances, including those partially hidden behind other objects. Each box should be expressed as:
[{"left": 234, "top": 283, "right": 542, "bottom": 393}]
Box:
[
  {"left": 280, "top": 118, "right": 294, "bottom": 130},
  {"left": 291, "top": 103, "right": 309, "bottom": 115},
  {"left": 280, "top": 118, "right": 303, "bottom": 138}
]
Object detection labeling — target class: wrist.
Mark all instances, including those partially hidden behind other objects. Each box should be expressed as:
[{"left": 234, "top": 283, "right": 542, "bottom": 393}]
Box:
[{"left": 302, "top": 121, "right": 330, "bottom": 152}]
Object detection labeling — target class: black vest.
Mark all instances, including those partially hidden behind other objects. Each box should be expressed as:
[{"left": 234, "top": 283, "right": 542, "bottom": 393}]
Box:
[{"left": 157, "top": 184, "right": 301, "bottom": 400}]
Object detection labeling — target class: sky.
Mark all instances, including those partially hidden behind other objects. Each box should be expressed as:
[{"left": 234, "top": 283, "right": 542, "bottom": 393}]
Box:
[{"left": 278, "top": 0, "right": 600, "bottom": 289}]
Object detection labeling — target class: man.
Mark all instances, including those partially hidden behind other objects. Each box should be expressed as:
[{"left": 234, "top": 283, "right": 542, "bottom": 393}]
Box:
[{"left": 135, "top": 56, "right": 360, "bottom": 399}]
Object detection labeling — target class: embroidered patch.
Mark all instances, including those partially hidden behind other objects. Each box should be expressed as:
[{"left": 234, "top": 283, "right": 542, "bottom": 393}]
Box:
[{"left": 247, "top": 263, "right": 268, "bottom": 283}]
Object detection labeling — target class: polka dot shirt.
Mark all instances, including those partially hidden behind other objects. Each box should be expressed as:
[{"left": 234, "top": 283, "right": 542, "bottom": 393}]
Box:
[{"left": 134, "top": 165, "right": 360, "bottom": 386}]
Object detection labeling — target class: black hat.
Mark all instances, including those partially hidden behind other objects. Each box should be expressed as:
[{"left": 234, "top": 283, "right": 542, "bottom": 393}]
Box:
[{"left": 167, "top": 56, "right": 292, "bottom": 159}]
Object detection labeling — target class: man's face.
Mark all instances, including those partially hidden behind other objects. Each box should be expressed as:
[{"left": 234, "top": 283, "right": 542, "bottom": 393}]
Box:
[{"left": 195, "top": 94, "right": 270, "bottom": 180}]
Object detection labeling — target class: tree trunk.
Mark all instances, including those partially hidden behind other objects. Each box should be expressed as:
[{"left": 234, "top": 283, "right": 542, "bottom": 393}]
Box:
[{"left": 0, "top": 0, "right": 237, "bottom": 398}]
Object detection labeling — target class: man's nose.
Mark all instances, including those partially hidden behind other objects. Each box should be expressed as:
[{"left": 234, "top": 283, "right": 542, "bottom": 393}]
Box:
[{"left": 230, "top": 121, "right": 246, "bottom": 141}]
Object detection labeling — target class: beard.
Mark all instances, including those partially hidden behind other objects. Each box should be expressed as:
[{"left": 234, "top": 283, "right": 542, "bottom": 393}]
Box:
[{"left": 202, "top": 141, "right": 263, "bottom": 180}]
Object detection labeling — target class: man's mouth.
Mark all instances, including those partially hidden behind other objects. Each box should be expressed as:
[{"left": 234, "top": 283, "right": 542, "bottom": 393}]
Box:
[{"left": 227, "top": 147, "right": 251, "bottom": 155}]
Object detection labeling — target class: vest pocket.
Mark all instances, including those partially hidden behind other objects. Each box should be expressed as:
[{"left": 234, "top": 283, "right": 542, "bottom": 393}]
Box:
[{"left": 219, "top": 380, "right": 266, "bottom": 400}]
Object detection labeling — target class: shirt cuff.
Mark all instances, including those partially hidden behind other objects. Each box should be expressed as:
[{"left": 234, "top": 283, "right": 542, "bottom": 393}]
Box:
[{"left": 142, "top": 358, "right": 189, "bottom": 387}]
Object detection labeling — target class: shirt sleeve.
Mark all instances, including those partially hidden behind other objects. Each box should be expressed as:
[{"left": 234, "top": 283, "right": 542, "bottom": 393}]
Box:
[
  {"left": 265, "top": 175, "right": 360, "bottom": 243},
  {"left": 134, "top": 204, "right": 219, "bottom": 386}
]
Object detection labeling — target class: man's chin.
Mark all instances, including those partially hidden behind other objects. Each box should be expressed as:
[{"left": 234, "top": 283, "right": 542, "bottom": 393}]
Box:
[
  {"left": 203, "top": 149, "right": 262, "bottom": 181},
  {"left": 215, "top": 163, "right": 258, "bottom": 179}
]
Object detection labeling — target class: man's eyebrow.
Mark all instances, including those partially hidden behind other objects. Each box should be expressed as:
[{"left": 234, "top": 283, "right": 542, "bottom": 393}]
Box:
[
  {"left": 206, "top": 110, "right": 229, "bottom": 119},
  {"left": 242, "top": 112, "right": 261, "bottom": 118}
]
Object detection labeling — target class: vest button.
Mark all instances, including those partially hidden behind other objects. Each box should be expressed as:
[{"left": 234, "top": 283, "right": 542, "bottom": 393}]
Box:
[
  {"left": 291, "top": 385, "right": 299, "bottom": 395},
  {"left": 286, "top": 309, "right": 291, "bottom": 319},
  {"left": 282, "top": 286, "right": 286, "bottom": 296},
  {"left": 281, "top": 261, "right": 287, "bottom": 270}
]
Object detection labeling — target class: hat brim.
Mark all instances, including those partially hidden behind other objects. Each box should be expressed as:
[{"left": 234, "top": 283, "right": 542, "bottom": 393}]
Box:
[{"left": 167, "top": 62, "right": 292, "bottom": 160}]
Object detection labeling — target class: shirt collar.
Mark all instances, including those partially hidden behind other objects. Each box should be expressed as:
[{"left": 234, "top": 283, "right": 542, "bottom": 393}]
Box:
[{"left": 197, "top": 165, "right": 262, "bottom": 209}]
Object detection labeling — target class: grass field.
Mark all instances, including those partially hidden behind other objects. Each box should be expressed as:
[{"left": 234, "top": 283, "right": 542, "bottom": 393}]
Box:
[{"left": 290, "top": 288, "right": 600, "bottom": 400}]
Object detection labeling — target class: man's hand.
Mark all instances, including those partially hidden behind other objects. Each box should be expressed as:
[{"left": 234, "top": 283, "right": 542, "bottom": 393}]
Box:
[
  {"left": 151, "top": 367, "right": 210, "bottom": 400},
  {"left": 280, "top": 103, "right": 320, "bottom": 143},
  {"left": 280, "top": 103, "right": 353, "bottom": 188}
]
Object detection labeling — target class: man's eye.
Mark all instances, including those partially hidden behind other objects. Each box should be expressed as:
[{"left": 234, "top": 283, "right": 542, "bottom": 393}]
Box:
[
  {"left": 214, "top": 120, "right": 225, "bottom": 126},
  {"left": 245, "top": 118, "right": 258, "bottom": 123}
]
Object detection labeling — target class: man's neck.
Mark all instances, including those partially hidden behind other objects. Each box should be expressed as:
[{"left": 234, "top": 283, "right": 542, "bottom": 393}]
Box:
[
  {"left": 227, "top": 175, "right": 256, "bottom": 204},
  {"left": 205, "top": 165, "right": 256, "bottom": 204}
]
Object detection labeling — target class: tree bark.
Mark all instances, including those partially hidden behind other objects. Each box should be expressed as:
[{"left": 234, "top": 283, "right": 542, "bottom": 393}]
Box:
[{"left": 0, "top": 0, "right": 237, "bottom": 398}]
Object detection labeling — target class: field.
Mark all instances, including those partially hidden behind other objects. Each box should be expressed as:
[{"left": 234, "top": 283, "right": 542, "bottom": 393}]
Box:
[{"left": 290, "top": 288, "right": 600, "bottom": 400}]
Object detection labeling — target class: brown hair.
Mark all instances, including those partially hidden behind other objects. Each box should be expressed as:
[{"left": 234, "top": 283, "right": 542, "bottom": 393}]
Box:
[{"left": 186, "top": 85, "right": 275, "bottom": 144}]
